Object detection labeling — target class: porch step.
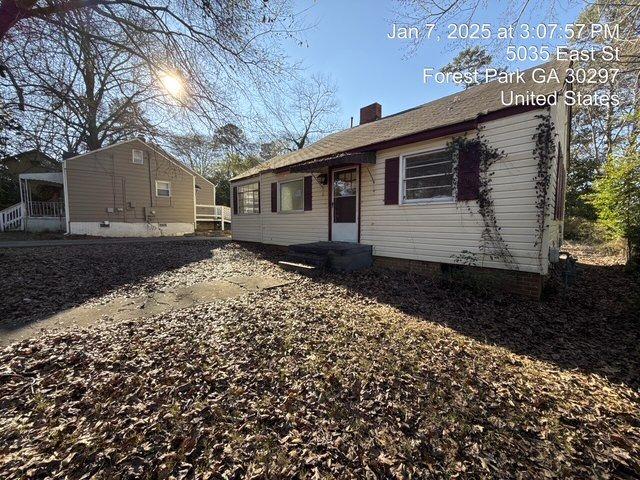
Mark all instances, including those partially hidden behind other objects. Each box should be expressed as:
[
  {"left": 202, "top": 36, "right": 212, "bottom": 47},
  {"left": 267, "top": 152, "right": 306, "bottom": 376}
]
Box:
[
  {"left": 286, "top": 252, "right": 328, "bottom": 267},
  {"left": 282, "top": 242, "right": 373, "bottom": 274}
]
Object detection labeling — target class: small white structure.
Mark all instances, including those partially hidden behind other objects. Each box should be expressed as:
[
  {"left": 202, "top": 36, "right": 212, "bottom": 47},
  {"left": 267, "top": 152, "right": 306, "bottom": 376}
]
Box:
[{"left": 0, "top": 172, "right": 65, "bottom": 233}]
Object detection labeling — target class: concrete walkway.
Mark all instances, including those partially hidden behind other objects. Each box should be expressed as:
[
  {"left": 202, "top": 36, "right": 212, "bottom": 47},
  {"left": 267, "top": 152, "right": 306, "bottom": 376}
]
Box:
[
  {"left": 0, "top": 235, "right": 231, "bottom": 249},
  {"left": 1, "top": 274, "right": 292, "bottom": 346}
]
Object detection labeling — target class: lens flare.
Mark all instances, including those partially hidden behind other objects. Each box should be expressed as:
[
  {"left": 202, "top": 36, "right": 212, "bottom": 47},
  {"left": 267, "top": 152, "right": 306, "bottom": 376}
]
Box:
[{"left": 160, "top": 72, "right": 183, "bottom": 97}]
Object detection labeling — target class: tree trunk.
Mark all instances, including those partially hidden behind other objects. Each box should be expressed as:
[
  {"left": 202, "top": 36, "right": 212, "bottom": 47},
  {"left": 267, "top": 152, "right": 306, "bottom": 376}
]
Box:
[
  {"left": 605, "top": 82, "right": 614, "bottom": 157},
  {"left": 79, "top": 20, "right": 100, "bottom": 151}
]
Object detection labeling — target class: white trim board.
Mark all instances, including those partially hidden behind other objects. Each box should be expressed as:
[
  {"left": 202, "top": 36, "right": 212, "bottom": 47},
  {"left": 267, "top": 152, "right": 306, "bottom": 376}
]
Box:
[{"left": 68, "top": 222, "right": 195, "bottom": 237}]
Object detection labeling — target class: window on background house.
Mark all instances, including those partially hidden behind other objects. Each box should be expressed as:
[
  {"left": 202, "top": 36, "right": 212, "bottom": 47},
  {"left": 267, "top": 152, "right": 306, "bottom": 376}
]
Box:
[
  {"left": 238, "top": 182, "right": 260, "bottom": 214},
  {"left": 156, "top": 180, "right": 171, "bottom": 197},
  {"left": 132, "top": 149, "right": 144, "bottom": 164},
  {"left": 280, "top": 179, "right": 304, "bottom": 212},
  {"left": 401, "top": 149, "right": 454, "bottom": 203}
]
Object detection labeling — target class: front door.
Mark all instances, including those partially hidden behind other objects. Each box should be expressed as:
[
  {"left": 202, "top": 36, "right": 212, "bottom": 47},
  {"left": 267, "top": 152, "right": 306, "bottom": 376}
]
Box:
[{"left": 331, "top": 166, "right": 358, "bottom": 243}]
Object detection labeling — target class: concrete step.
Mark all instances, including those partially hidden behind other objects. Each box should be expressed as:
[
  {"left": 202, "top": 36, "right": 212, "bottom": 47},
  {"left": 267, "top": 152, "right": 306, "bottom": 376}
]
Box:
[
  {"left": 328, "top": 251, "right": 373, "bottom": 272},
  {"left": 286, "top": 252, "right": 328, "bottom": 267},
  {"left": 285, "top": 242, "right": 374, "bottom": 273}
]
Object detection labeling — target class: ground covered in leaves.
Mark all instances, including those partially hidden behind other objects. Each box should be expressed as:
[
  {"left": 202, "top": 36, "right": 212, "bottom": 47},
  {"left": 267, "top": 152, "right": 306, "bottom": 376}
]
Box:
[{"left": 1, "top": 241, "right": 638, "bottom": 478}]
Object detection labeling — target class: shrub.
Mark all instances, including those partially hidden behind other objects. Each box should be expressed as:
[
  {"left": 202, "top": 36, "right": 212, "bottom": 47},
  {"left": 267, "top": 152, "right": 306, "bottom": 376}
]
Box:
[
  {"left": 590, "top": 152, "right": 640, "bottom": 267},
  {"left": 563, "top": 216, "right": 607, "bottom": 243}
]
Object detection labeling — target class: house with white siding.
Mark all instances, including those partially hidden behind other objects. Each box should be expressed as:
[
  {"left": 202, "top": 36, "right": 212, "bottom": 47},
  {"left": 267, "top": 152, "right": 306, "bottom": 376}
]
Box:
[{"left": 230, "top": 60, "right": 570, "bottom": 298}]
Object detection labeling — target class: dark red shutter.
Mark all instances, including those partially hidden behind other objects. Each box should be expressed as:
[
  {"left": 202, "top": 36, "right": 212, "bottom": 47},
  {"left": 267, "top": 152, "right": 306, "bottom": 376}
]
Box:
[
  {"left": 271, "top": 182, "right": 278, "bottom": 212},
  {"left": 304, "top": 176, "right": 312, "bottom": 211},
  {"left": 257, "top": 183, "right": 261, "bottom": 213},
  {"left": 457, "top": 143, "right": 481, "bottom": 201},
  {"left": 384, "top": 157, "right": 399, "bottom": 205},
  {"left": 232, "top": 186, "right": 238, "bottom": 215}
]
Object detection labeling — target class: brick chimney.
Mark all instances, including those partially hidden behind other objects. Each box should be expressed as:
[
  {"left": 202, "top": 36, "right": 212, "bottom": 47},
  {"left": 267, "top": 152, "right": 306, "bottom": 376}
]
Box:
[{"left": 360, "top": 102, "right": 382, "bottom": 125}]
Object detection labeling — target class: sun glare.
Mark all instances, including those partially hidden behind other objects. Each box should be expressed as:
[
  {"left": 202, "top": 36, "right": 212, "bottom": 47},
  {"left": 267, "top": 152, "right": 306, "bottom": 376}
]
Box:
[{"left": 160, "top": 72, "right": 183, "bottom": 97}]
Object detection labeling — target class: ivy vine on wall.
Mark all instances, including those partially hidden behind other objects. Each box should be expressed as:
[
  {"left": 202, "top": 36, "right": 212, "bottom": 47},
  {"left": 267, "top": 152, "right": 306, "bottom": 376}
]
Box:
[
  {"left": 532, "top": 111, "right": 557, "bottom": 253},
  {"left": 447, "top": 113, "right": 557, "bottom": 271},
  {"left": 447, "top": 128, "right": 517, "bottom": 269}
]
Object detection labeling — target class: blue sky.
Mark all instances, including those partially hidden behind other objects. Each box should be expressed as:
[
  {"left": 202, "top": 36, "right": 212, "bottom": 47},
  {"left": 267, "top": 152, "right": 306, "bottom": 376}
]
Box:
[{"left": 283, "top": 0, "right": 585, "bottom": 128}]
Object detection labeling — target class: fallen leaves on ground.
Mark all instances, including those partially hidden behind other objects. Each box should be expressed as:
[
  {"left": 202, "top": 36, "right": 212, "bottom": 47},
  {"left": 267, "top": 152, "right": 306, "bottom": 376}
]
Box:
[{"left": 0, "top": 242, "right": 638, "bottom": 478}]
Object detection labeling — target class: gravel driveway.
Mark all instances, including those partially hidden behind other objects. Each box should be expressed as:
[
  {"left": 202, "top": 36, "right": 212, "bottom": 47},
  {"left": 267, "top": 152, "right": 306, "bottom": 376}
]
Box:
[{"left": 0, "top": 241, "right": 638, "bottom": 478}]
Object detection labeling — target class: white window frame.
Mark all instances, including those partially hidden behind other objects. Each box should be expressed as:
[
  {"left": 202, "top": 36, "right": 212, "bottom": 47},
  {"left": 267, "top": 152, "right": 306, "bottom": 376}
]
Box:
[
  {"left": 132, "top": 149, "right": 144, "bottom": 164},
  {"left": 278, "top": 177, "right": 305, "bottom": 213},
  {"left": 400, "top": 148, "right": 455, "bottom": 205},
  {"left": 236, "top": 181, "right": 260, "bottom": 215},
  {"left": 155, "top": 180, "right": 171, "bottom": 198}
]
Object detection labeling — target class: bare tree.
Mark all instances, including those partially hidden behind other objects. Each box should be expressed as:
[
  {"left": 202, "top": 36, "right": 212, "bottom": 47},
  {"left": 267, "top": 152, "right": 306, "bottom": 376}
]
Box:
[
  {"left": 1, "top": 1, "right": 303, "bottom": 140},
  {"left": 0, "top": 101, "right": 21, "bottom": 157},
  {"left": 167, "top": 123, "right": 254, "bottom": 177},
  {"left": 566, "top": 1, "right": 639, "bottom": 217},
  {"left": 167, "top": 134, "right": 220, "bottom": 177},
  {"left": 259, "top": 139, "right": 290, "bottom": 160},
  {"left": 2, "top": 8, "right": 161, "bottom": 155},
  {"left": 258, "top": 74, "right": 341, "bottom": 152}
]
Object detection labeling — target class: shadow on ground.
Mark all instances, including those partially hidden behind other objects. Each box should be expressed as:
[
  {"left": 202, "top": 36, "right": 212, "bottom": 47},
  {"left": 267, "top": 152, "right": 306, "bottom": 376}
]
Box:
[
  {"left": 0, "top": 240, "right": 226, "bottom": 334},
  {"left": 313, "top": 259, "right": 640, "bottom": 389},
  {"left": 3, "top": 238, "right": 637, "bottom": 388}
]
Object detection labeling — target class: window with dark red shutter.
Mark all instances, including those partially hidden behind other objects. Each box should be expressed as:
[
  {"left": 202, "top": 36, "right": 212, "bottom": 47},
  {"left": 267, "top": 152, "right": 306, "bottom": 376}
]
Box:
[
  {"left": 271, "top": 182, "right": 277, "bottom": 212},
  {"left": 456, "top": 143, "right": 481, "bottom": 201},
  {"left": 402, "top": 150, "right": 454, "bottom": 202},
  {"left": 304, "top": 176, "right": 312, "bottom": 211},
  {"left": 384, "top": 157, "right": 400, "bottom": 205},
  {"left": 280, "top": 179, "right": 304, "bottom": 211}
]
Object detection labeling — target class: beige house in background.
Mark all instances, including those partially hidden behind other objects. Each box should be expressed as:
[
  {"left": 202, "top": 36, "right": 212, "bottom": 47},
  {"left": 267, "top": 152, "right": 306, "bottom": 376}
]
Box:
[{"left": 63, "top": 138, "right": 220, "bottom": 237}]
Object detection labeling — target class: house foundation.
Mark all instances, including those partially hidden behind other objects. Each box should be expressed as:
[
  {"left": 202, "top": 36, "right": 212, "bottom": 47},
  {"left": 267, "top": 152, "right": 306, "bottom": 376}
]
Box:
[{"left": 373, "top": 256, "right": 544, "bottom": 299}]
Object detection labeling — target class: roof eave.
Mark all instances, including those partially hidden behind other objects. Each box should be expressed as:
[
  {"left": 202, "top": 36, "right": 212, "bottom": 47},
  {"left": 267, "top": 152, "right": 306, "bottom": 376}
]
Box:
[{"left": 231, "top": 100, "right": 554, "bottom": 182}]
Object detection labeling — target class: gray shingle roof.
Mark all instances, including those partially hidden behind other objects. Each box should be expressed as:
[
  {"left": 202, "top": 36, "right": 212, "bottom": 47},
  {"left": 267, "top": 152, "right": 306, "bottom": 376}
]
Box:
[{"left": 233, "top": 60, "right": 569, "bottom": 181}]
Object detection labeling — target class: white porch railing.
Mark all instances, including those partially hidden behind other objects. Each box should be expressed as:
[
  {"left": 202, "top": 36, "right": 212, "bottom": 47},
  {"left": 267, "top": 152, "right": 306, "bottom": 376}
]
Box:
[
  {"left": 28, "top": 201, "right": 65, "bottom": 218},
  {"left": 215, "top": 205, "right": 231, "bottom": 223},
  {"left": 196, "top": 205, "right": 231, "bottom": 230},
  {"left": 0, "top": 203, "right": 24, "bottom": 231}
]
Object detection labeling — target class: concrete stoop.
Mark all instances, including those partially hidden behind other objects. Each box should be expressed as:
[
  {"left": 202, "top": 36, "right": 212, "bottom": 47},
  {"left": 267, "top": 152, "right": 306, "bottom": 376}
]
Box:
[{"left": 278, "top": 241, "right": 373, "bottom": 275}]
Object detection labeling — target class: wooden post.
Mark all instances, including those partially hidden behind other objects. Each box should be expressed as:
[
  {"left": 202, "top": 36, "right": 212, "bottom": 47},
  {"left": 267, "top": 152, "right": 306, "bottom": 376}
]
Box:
[{"left": 221, "top": 206, "right": 225, "bottom": 231}]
